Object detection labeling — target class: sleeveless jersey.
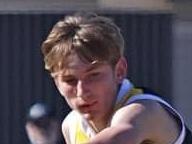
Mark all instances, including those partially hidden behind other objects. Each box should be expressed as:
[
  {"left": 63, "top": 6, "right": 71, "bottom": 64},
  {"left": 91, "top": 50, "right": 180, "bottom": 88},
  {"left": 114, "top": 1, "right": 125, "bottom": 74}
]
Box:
[{"left": 62, "top": 79, "right": 191, "bottom": 144}]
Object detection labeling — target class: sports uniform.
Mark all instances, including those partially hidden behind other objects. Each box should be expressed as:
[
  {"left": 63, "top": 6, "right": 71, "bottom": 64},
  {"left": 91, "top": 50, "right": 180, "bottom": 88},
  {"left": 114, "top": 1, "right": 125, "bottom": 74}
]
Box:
[{"left": 62, "top": 79, "right": 192, "bottom": 144}]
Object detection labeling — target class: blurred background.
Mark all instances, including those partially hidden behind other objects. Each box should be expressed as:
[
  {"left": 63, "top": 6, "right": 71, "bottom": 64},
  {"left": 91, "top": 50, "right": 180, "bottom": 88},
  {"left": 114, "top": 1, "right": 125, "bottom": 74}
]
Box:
[{"left": 0, "top": 0, "right": 191, "bottom": 144}]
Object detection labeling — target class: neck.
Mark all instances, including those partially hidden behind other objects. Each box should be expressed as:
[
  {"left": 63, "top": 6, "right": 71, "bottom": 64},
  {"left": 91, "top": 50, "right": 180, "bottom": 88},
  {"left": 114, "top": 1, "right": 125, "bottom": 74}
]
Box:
[
  {"left": 88, "top": 84, "right": 122, "bottom": 133},
  {"left": 88, "top": 108, "right": 114, "bottom": 133},
  {"left": 88, "top": 119, "right": 108, "bottom": 133}
]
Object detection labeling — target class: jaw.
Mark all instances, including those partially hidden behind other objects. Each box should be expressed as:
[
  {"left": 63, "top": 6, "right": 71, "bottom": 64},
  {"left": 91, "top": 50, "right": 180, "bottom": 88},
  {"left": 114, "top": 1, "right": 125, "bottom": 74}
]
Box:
[{"left": 84, "top": 107, "right": 115, "bottom": 132}]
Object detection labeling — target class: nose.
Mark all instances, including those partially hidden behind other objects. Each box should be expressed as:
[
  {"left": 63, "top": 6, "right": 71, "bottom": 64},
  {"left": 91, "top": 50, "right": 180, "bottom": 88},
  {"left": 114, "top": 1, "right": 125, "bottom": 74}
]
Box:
[{"left": 76, "top": 80, "right": 90, "bottom": 100}]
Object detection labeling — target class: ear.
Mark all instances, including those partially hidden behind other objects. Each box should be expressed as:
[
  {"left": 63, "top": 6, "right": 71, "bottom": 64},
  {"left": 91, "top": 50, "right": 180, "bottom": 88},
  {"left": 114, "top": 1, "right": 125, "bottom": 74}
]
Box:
[{"left": 114, "top": 57, "right": 128, "bottom": 83}]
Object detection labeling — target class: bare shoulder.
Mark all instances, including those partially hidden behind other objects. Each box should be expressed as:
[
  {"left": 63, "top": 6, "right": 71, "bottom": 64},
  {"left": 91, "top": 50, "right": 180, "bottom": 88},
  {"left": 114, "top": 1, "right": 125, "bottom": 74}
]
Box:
[
  {"left": 112, "top": 100, "right": 165, "bottom": 124},
  {"left": 111, "top": 99, "right": 180, "bottom": 144}
]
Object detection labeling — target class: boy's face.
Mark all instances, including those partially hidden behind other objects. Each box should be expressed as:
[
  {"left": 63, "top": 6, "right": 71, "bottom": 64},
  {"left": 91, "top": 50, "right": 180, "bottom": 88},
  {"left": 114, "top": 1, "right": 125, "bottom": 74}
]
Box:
[{"left": 53, "top": 54, "right": 127, "bottom": 123}]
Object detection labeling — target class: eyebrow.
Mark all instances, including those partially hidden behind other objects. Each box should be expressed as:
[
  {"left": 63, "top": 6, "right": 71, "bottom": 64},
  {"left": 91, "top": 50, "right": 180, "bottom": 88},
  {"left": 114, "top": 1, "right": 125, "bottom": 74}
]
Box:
[
  {"left": 85, "top": 61, "right": 105, "bottom": 72},
  {"left": 51, "top": 61, "right": 106, "bottom": 78},
  {"left": 60, "top": 75, "right": 75, "bottom": 80},
  {"left": 56, "top": 64, "right": 102, "bottom": 80}
]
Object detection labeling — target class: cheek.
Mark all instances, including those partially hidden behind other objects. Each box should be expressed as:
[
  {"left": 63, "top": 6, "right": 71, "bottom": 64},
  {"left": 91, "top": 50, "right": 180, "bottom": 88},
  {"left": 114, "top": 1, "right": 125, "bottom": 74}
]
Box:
[
  {"left": 103, "top": 76, "right": 118, "bottom": 100},
  {"left": 56, "top": 82, "right": 76, "bottom": 103},
  {"left": 94, "top": 77, "right": 117, "bottom": 101},
  {"left": 59, "top": 86, "right": 77, "bottom": 109},
  {"left": 56, "top": 80, "right": 72, "bottom": 96}
]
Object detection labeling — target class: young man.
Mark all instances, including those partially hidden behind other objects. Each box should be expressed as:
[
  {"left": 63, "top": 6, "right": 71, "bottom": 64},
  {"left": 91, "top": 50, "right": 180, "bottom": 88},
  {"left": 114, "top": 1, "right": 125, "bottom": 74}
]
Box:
[
  {"left": 41, "top": 12, "right": 191, "bottom": 144},
  {"left": 25, "top": 102, "right": 64, "bottom": 144}
]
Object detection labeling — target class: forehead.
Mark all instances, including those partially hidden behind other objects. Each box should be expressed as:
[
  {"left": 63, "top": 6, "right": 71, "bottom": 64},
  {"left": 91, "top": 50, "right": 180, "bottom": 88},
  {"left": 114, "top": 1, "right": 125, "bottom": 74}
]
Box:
[
  {"left": 67, "top": 53, "right": 89, "bottom": 69},
  {"left": 52, "top": 54, "right": 108, "bottom": 77}
]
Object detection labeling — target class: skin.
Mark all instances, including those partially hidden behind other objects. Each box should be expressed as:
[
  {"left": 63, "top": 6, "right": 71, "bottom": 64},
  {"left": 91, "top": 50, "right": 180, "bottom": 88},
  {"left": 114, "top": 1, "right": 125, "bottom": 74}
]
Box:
[
  {"left": 54, "top": 54, "right": 127, "bottom": 131},
  {"left": 54, "top": 54, "right": 180, "bottom": 144},
  {"left": 86, "top": 100, "right": 180, "bottom": 144}
]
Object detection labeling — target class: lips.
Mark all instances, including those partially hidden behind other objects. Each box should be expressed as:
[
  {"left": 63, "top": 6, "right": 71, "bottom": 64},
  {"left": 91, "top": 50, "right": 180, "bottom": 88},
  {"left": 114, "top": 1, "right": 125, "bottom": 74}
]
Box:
[{"left": 77, "top": 101, "right": 97, "bottom": 113}]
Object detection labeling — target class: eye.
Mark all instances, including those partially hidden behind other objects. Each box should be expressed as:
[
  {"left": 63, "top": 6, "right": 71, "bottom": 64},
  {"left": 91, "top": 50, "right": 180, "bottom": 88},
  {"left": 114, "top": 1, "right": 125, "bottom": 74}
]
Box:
[
  {"left": 62, "top": 78, "right": 78, "bottom": 86},
  {"left": 88, "top": 72, "right": 101, "bottom": 79}
]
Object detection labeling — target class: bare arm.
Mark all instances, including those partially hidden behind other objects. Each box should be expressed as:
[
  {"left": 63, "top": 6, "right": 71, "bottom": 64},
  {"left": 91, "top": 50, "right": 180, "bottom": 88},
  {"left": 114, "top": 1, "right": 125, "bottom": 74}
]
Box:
[
  {"left": 85, "top": 124, "right": 142, "bottom": 144},
  {"left": 85, "top": 100, "right": 179, "bottom": 144}
]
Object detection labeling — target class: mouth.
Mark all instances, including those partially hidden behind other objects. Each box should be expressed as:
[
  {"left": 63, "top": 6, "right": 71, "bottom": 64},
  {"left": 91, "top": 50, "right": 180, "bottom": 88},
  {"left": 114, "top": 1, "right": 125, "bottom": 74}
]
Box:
[{"left": 77, "top": 101, "right": 97, "bottom": 113}]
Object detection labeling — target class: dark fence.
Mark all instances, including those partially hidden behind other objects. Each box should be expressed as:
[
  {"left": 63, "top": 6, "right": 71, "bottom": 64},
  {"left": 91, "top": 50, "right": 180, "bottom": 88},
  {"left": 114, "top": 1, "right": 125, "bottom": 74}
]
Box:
[{"left": 0, "top": 12, "right": 172, "bottom": 144}]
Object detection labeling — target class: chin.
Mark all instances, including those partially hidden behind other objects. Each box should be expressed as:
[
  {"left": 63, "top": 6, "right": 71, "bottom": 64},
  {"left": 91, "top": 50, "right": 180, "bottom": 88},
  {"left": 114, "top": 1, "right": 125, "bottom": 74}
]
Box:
[{"left": 82, "top": 113, "right": 94, "bottom": 120}]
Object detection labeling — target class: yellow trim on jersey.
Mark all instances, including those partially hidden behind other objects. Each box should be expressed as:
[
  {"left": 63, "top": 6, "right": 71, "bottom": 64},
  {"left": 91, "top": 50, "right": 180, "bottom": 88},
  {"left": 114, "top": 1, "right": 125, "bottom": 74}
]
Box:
[
  {"left": 75, "top": 121, "right": 90, "bottom": 144},
  {"left": 114, "top": 88, "right": 143, "bottom": 111}
]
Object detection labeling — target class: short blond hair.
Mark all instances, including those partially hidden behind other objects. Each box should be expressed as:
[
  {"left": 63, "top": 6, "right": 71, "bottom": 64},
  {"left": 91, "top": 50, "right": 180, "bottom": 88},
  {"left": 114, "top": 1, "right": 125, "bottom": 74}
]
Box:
[{"left": 41, "top": 12, "right": 124, "bottom": 73}]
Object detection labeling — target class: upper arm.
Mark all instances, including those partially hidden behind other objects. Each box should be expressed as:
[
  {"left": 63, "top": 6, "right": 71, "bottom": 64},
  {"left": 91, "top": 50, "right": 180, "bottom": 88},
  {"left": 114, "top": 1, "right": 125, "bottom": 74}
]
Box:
[
  {"left": 88, "top": 100, "right": 179, "bottom": 144},
  {"left": 111, "top": 100, "right": 156, "bottom": 130},
  {"left": 110, "top": 100, "right": 156, "bottom": 143},
  {"left": 110, "top": 100, "right": 180, "bottom": 143},
  {"left": 88, "top": 101, "right": 155, "bottom": 144}
]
